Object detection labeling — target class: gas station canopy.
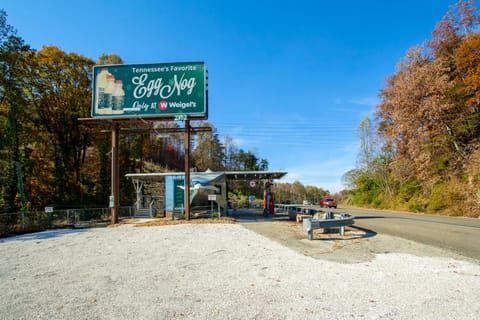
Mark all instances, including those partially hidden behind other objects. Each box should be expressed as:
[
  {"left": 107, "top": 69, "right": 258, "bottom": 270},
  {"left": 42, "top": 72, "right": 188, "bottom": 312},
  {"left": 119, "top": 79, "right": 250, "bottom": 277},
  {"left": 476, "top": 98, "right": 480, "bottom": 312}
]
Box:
[{"left": 125, "top": 170, "right": 288, "bottom": 182}]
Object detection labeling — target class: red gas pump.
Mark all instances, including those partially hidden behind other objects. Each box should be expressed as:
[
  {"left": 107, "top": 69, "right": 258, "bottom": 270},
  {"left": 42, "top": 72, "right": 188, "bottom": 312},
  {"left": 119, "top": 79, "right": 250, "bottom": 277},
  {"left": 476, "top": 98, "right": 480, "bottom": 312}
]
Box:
[{"left": 263, "top": 180, "right": 275, "bottom": 215}]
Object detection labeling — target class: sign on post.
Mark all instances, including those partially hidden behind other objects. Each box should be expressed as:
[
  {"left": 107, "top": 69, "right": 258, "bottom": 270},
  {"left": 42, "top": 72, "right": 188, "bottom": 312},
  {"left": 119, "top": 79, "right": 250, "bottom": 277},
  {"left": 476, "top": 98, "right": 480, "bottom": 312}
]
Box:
[
  {"left": 208, "top": 194, "right": 218, "bottom": 219},
  {"left": 91, "top": 61, "right": 207, "bottom": 120}
]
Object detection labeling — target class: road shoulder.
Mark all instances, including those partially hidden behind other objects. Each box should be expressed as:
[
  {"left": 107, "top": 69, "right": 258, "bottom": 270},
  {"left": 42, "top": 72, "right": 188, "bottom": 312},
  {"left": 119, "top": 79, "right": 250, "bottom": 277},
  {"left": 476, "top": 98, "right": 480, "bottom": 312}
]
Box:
[{"left": 236, "top": 210, "right": 478, "bottom": 264}]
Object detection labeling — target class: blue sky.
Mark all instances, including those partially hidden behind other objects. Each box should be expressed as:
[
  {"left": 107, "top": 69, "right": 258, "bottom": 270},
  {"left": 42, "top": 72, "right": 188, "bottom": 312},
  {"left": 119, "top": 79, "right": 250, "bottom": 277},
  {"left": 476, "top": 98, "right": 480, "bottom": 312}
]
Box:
[{"left": 2, "top": 0, "right": 459, "bottom": 193}]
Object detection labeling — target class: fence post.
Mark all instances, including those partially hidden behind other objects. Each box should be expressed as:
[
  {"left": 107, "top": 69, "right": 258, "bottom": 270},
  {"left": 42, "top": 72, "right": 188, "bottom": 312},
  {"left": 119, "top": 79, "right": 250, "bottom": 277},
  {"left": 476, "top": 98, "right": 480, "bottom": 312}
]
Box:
[{"left": 48, "top": 210, "right": 52, "bottom": 227}]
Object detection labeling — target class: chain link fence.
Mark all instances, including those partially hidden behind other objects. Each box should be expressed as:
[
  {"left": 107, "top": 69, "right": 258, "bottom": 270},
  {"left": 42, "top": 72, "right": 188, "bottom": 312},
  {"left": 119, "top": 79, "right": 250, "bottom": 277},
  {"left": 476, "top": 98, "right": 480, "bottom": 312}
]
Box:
[{"left": 0, "top": 206, "right": 135, "bottom": 238}]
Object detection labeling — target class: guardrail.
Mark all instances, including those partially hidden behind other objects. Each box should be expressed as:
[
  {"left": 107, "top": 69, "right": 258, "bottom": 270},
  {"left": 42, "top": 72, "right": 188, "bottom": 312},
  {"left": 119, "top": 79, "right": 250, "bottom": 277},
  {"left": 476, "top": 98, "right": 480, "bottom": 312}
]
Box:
[
  {"left": 274, "top": 204, "right": 354, "bottom": 240},
  {"left": 274, "top": 204, "right": 322, "bottom": 220},
  {"left": 302, "top": 212, "right": 354, "bottom": 240}
]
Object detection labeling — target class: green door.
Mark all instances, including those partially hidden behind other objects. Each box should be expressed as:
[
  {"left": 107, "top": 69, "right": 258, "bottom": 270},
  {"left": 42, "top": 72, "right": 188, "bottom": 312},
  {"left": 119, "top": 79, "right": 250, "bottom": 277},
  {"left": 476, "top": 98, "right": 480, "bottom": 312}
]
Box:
[{"left": 174, "top": 179, "right": 185, "bottom": 208}]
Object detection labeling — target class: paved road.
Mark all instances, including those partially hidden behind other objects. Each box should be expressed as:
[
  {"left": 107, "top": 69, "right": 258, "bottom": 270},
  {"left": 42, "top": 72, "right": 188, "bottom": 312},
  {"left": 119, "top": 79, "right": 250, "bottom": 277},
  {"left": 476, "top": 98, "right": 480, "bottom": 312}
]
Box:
[
  {"left": 231, "top": 208, "right": 480, "bottom": 263},
  {"left": 339, "top": 207, "right": 480, "bottom": 261}
]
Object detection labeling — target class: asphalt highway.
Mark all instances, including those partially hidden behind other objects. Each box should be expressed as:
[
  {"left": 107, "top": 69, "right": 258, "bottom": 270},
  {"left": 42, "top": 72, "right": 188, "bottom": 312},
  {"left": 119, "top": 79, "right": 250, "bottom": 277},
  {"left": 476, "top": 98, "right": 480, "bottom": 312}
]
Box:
[
  {"left": 340, "top": 207, "right": 480, "bottom": 261},
  {"left": 231, "top": 208, "right": 480, "bottom": 263}
]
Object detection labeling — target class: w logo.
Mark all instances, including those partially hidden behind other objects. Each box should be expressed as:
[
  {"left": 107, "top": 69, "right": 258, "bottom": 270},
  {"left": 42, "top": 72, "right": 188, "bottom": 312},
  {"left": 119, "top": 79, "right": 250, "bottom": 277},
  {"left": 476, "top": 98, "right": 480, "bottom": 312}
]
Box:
[{"left": 159, "top": 101, "right": 168, "bottom": 111}]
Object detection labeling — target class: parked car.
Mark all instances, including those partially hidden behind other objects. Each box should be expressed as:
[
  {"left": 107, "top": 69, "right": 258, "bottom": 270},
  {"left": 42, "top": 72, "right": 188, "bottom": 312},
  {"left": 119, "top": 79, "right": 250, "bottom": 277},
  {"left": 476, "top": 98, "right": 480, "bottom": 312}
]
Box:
[{"left": 320, "top": 198, "right": 337, "bottom": 208}]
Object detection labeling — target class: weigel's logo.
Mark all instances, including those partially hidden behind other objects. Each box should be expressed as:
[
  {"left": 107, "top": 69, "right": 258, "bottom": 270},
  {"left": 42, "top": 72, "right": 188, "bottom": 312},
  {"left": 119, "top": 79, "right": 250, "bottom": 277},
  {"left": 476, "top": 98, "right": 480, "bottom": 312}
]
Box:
[{"left": 158, "top": 100, "right": 168, "bottom": 111}]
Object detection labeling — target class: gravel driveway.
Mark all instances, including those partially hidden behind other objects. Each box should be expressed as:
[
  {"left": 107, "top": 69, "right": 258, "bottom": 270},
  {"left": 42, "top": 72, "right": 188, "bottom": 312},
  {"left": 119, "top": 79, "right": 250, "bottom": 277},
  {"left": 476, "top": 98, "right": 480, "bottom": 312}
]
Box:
[{"left": 1, "top": 222, "right": 479, "bottom": 319}]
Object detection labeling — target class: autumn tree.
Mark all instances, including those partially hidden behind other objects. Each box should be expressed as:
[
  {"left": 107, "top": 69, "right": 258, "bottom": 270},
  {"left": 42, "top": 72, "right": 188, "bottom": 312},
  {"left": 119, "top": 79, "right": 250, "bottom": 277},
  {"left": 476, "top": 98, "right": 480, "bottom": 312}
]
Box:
[
  {"left": 377, "top": 46, "right": 457, "bottom": 184},
  {"left": 98, "top": 53, "right": 123, "bottom": 65},
  {"left": 354, "top": 117, "right": 396, "bottom": 202},
  {"left": 223, "top": 135, "right": 237, "bottom": 169},
  {"left": 377, "top": 0, "right": 480, "bottom": 186},
  {"left": 368, "top": 0, "right": 480, "bottom": 214},
  {"left": 0, "top": 10, "right": 34, "bottom": 212},
  {"left": 357, "top": 117, "right": 376, "bottom": 171},
  {"left": 28, "top": 46, "right": 95, "bottom": 205},
  {"left": 273, "top": 182, "right": 328, "bottom": 204},
  {"left": 191, "top": 122, "right": 225, "bottom": 171},
  {"left": 455, "top": 32, "right": 480, "bottom": 117},
  {"left": 291, "top": 181, "right": 306, "bottom": 203},
  {"left": 428, "top": 0, "right": 480, "bottom": 60}
]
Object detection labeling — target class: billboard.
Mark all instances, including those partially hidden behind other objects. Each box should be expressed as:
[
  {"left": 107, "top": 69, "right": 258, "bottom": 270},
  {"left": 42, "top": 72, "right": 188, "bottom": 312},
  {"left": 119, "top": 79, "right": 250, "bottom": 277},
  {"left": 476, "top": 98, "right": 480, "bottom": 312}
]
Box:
[{"left": 91, "top": 61, "right": 207, "bottom": 120}]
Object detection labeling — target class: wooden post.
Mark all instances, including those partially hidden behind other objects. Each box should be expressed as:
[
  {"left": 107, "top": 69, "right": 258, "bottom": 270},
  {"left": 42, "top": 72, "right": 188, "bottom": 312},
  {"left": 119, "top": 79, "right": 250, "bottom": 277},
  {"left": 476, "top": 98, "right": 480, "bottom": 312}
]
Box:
[
  {"left": 111, "top": 122, "right": 119, "bottom": 224},
  {"left": 184, "top": 120, "right": 191, "bottom": 220}
]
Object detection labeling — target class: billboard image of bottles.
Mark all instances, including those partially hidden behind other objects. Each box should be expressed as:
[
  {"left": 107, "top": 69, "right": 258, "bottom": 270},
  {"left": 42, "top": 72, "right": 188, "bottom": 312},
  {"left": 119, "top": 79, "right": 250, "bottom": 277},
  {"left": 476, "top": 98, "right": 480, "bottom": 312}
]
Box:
[{"left": 91, "top": 61, "right": 207, "bottom": 119}]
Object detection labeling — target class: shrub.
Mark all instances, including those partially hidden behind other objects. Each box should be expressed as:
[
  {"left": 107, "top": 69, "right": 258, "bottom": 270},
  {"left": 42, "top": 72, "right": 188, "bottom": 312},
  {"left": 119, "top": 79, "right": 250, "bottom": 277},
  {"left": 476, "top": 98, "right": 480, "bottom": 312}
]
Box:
[{"left": 427, "top": 181, "right": 465, "bottom": 215}]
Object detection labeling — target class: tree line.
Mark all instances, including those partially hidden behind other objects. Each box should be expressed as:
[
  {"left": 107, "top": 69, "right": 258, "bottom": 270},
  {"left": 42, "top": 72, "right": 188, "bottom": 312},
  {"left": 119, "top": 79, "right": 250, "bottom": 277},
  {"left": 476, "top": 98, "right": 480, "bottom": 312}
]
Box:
[
  {"left": 343, "top": 0, "right": 480, "bottom": 217},
  {"left": 0, "top": 9, "right": 273, "bottom": 213}
]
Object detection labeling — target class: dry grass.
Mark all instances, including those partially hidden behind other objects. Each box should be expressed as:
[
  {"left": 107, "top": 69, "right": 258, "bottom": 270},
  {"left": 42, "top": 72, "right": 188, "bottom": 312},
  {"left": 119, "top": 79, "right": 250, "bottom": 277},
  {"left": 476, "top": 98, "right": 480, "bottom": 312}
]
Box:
[{"left": 109, "top": 217, "right": 236, "bottom": 228}]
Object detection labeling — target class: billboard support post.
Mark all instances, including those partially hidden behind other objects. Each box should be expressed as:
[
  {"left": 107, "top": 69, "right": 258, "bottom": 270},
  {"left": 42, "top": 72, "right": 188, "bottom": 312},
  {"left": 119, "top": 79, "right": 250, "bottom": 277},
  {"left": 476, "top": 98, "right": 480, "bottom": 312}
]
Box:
[
  {"left": 111, "top": 122, "right": 119, "bottom": 224},
  {"left": 184, "top": 120, "right": 191, "bottom": 220}
]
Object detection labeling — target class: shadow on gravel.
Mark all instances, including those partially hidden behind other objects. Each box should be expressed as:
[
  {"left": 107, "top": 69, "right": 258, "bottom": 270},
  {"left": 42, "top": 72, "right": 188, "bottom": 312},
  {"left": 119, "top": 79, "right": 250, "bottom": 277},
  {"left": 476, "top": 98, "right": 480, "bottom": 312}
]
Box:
[
  {"left": 0, "top": 228, "right": 89, "bottom": 243},
  {"left": 310, "top": 225, "right": 378, "bottom": 241},
  {"left": 350, "top": 225, "right": 377, "bottom": 237}
]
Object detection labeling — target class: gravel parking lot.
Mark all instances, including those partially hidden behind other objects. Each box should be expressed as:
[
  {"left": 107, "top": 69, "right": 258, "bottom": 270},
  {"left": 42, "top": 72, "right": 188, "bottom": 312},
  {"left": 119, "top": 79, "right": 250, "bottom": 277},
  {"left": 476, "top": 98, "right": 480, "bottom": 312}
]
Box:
[{"left": 1, "top": 222, "right": 479, "bottom": 319}]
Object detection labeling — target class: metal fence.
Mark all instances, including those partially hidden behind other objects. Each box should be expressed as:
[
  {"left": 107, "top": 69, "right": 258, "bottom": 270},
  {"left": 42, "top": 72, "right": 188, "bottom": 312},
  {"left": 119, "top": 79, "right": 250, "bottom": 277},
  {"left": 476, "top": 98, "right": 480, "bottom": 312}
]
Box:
[
  {"left": 1, "top": 203, "right": 233, "bottom": 237},
  {"left": 0, "top": 206, "right": 136, "bottom": 237}
]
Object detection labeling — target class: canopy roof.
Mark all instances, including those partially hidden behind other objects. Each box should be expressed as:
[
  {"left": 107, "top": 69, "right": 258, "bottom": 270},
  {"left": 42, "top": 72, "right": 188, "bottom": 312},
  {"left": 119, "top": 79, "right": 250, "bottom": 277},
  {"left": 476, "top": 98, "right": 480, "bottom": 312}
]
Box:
[
  {"left": 125, "top": 170, "right": 287, "bottom": 182},
  {"left": 224, "top": 171, "right": 287, "bottom": 180}
]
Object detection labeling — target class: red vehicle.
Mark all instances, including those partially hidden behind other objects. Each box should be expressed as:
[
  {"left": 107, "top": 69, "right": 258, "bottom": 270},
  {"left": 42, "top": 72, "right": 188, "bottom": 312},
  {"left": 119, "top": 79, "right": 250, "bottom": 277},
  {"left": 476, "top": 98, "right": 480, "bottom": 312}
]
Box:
[{"left": 320, "top": 198, "right": 337, "bottom": 208}]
